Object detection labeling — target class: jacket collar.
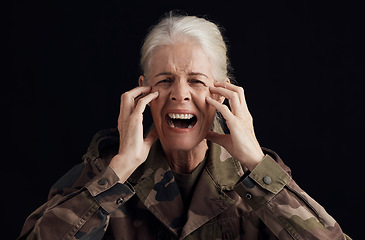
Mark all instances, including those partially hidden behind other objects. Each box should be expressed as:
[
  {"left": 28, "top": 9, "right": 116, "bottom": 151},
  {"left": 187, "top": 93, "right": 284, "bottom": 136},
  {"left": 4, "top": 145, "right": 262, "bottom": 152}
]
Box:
[{"left": 128, "top": 139, "right": 244, "bottom": 238}]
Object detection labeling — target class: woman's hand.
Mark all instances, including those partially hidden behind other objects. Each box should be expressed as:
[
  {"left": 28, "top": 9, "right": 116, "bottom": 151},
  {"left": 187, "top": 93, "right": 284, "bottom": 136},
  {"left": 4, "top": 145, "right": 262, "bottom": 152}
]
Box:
[
  {"left": 205, "top": 81, "right": 264, "bottom": 171},
  {"left": 109, "top": 86, "right": 159, "bottom": 183}
]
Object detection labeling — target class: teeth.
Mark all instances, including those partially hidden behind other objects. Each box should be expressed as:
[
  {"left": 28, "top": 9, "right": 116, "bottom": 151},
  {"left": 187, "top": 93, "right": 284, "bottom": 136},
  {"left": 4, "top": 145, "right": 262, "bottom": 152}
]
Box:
[
  {"left": 169, "top": 120, "right": 175, "bottom": 128},
  {"left": 168, "top": 113, "right": 194, "bottom": 119},
  {"left": 168, "top": 120, "right": 194, "bottom": 129}
]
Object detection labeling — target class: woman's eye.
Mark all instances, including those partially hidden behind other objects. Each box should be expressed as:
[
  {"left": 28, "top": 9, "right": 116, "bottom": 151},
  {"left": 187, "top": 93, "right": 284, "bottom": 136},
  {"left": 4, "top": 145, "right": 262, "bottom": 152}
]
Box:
[
  {"left": 190, "top": 79, "right": 206, "bottom": 86},
  {"left": 156, "top": 79, "right": 172, "bottom": 86}
]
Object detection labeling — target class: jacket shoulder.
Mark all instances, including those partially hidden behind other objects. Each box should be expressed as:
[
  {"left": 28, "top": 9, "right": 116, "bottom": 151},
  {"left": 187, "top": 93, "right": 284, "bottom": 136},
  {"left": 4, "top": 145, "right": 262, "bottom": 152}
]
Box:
[
  {"left": 82, "top": 128, "right": 119, "bottom": 162},
  {"left": 48, "top": 129, "right": 119, "bottom": 199},
  {"left": 50, "top": 163, "right": 84, "bottom": 190}
]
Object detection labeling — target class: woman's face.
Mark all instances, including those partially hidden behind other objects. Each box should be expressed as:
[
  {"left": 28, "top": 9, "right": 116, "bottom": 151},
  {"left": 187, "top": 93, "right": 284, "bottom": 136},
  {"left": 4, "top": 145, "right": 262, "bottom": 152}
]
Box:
[{"left": 142, "top": 42, "right": 221, "bottom": 152}]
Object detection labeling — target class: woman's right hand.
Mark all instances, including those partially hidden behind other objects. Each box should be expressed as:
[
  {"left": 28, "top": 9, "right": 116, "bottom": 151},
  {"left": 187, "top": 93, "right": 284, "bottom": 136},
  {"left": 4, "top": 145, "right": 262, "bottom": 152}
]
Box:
[{"left": 109, "top": 86, "right": 159, "bottom": 183}]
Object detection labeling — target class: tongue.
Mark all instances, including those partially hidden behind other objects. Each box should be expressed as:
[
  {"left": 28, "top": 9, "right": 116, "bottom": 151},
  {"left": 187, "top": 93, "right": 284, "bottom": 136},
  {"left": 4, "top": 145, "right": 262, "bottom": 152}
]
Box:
[{"left": 173, "top": 119, "right": 191, "bottom": 128}]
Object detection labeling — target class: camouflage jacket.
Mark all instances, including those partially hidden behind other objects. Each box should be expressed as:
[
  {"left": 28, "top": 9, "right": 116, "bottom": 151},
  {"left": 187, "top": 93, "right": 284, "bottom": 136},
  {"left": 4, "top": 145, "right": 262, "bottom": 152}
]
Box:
[{"left": 18, "top": 128, "right": 350, "bottom": 240}]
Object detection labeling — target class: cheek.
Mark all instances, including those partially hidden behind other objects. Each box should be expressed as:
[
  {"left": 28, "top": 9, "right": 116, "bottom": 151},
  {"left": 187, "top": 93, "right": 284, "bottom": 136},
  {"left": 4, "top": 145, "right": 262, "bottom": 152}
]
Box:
[
  {"left": 192, "top": 86, "right": 219, "bottom": 101},
  {"left": 149, "top": 91, "right": 168, "bottom": 120},
  {"left": 149, "top": 99, "right": 162, "bottom": 119},
  {"left": 192, "top": 92, "right": 216, "bottom": 116}
]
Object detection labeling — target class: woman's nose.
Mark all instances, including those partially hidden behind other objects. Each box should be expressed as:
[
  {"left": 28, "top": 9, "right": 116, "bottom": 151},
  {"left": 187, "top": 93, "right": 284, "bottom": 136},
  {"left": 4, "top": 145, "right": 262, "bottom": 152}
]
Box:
[{"left": 170, "top": 82, "right": 191, "bottom": 102}]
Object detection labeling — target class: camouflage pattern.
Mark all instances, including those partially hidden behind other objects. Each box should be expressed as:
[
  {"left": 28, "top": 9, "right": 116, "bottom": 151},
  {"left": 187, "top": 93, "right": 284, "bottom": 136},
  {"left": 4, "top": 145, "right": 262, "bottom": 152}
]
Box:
[{"left": 18, "top": 128, "right": 350, "bottom": 239}]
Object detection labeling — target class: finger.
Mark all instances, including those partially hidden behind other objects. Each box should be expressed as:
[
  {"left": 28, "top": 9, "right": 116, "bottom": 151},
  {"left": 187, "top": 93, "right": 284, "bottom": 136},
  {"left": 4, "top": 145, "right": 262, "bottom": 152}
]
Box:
[
  {"left": 209, "top": 86, "right": 243, "bottom": 116},
  {"left": 119, "top": 86, "right": 152, "bottom": 119},
  {"left": 213, "top": 82, "right": 251, "bottom": 116},
  {"left": 206, "top": 96, "right": 234, "bottom": 121},
  {"left": 214, "top": 82, "right": 247, "bottom": 109},
  {"left": 133, "top": 91, "right": 159, "bottom": 116},
  {"left": 123, "top": 86, "right": 152, "bottom": 100},
  {"left": 214, "top": 81, "right": 245, "bottom": 101}
]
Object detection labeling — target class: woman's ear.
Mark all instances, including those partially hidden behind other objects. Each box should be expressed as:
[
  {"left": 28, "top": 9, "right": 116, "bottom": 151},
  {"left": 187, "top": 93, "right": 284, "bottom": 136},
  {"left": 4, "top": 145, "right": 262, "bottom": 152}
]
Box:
[{"left": 138, "top": 75, "right": 145, "bottom": 86}]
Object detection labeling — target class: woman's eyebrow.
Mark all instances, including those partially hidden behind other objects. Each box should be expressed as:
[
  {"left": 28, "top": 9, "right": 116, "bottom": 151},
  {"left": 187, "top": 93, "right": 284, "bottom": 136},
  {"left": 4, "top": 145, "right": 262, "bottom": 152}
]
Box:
[
  {"left": 189, "top": 72, "right": 208, "bottom": 78},
  {"left": 154, "top": 72, "right": 208, "bottom": 78},
  {"left": 154, "top": 72, "right": 173, "bottom": 77}
]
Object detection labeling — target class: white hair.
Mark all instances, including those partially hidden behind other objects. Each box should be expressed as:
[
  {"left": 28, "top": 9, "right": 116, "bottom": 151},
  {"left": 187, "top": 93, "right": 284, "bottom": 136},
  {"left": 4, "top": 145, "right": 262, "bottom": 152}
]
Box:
[{"left": 140, "top": 13, "right": 231, "bottom": 82}]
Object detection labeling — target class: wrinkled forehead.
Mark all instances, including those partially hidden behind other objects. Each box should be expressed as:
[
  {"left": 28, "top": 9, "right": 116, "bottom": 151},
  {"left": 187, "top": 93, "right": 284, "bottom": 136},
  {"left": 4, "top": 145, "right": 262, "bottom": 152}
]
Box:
[{"left": 149, "top": 43, "right": 213, "bottom": 77}]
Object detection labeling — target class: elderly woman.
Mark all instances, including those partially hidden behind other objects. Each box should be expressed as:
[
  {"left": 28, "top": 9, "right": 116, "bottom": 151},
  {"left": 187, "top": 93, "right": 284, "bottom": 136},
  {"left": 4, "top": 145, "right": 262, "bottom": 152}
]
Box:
[{"left": 19, "top": 14, "right": 350, "bottom": 240}]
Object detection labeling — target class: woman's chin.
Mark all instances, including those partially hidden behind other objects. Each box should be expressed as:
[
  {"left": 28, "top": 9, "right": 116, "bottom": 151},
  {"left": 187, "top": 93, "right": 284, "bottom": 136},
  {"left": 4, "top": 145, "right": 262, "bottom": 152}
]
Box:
[{"left": 160, "top": 135, "right": 204, "bottom": 152}]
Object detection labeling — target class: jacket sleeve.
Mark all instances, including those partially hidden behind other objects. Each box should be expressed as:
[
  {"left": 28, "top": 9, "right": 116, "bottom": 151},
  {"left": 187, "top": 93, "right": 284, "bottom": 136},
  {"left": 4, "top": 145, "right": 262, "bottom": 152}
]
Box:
[
  {"left": 233, "top": 152, "right": 351, "bottom": 240},
  {"left": 18, "top": 165, "right": 135, "bottom": 240}
]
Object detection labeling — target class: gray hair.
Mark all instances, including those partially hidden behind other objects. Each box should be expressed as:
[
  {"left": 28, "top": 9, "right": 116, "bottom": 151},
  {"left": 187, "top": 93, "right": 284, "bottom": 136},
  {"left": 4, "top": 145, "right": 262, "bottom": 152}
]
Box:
[{"left": 140, "top": 13, "right": 231, "bottom": 83}]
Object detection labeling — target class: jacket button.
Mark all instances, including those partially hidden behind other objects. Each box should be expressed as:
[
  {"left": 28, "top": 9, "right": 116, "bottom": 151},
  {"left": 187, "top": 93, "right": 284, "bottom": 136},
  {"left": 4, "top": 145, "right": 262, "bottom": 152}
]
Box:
[
  {"left": 98, "top": 178, "right": 108, "bottom": 185},
  {"left": 246, "top": 192, "right": 253, "bottom": 199},
  {"left": 263, "top": 176, "right": 272, "bottom": 185}
]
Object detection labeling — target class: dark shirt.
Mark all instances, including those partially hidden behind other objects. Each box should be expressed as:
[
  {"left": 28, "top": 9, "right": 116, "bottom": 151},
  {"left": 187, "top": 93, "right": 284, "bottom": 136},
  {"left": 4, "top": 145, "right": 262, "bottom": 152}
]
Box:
[{"left": 173, "top": 157, "right": 207, "bottom": 212}]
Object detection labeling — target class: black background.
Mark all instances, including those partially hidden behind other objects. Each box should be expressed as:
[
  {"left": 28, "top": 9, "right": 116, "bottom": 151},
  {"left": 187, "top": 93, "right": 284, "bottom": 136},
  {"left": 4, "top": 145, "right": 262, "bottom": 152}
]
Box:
[{"left": 6, "top": 0, "right": 363, "bottom": 239}]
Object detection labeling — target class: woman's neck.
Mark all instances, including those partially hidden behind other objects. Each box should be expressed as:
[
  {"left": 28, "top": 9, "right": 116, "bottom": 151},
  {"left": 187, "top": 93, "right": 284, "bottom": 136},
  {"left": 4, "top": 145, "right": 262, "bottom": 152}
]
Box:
[{"left": 162, "top": 139, "right": 208, "bottom": 174}]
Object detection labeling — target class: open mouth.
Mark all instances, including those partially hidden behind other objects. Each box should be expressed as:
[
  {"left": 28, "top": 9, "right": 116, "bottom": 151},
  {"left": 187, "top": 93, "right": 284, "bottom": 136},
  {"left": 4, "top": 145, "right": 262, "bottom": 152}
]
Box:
[{"left": 166, "top": 113, "right": 198, "bottom": 129}]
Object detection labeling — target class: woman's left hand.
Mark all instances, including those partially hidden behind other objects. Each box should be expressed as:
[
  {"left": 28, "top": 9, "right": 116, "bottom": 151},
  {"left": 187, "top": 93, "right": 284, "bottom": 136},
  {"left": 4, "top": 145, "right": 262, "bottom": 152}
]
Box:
[{"left": 205, "top": 81, "right": 264, "bottom": 171}]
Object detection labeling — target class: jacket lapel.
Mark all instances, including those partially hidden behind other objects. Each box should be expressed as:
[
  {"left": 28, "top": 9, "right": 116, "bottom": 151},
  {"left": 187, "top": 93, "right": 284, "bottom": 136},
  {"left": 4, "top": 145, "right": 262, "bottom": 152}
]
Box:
[
  {"left": 180, "top": 141, "right": 244, "bottom": 239},
  {"left": 128, "top": 140, "right": 244, "bottom": 239},
  {"left": 129, "top": 141, "right": 185, "bottom": 236}
]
